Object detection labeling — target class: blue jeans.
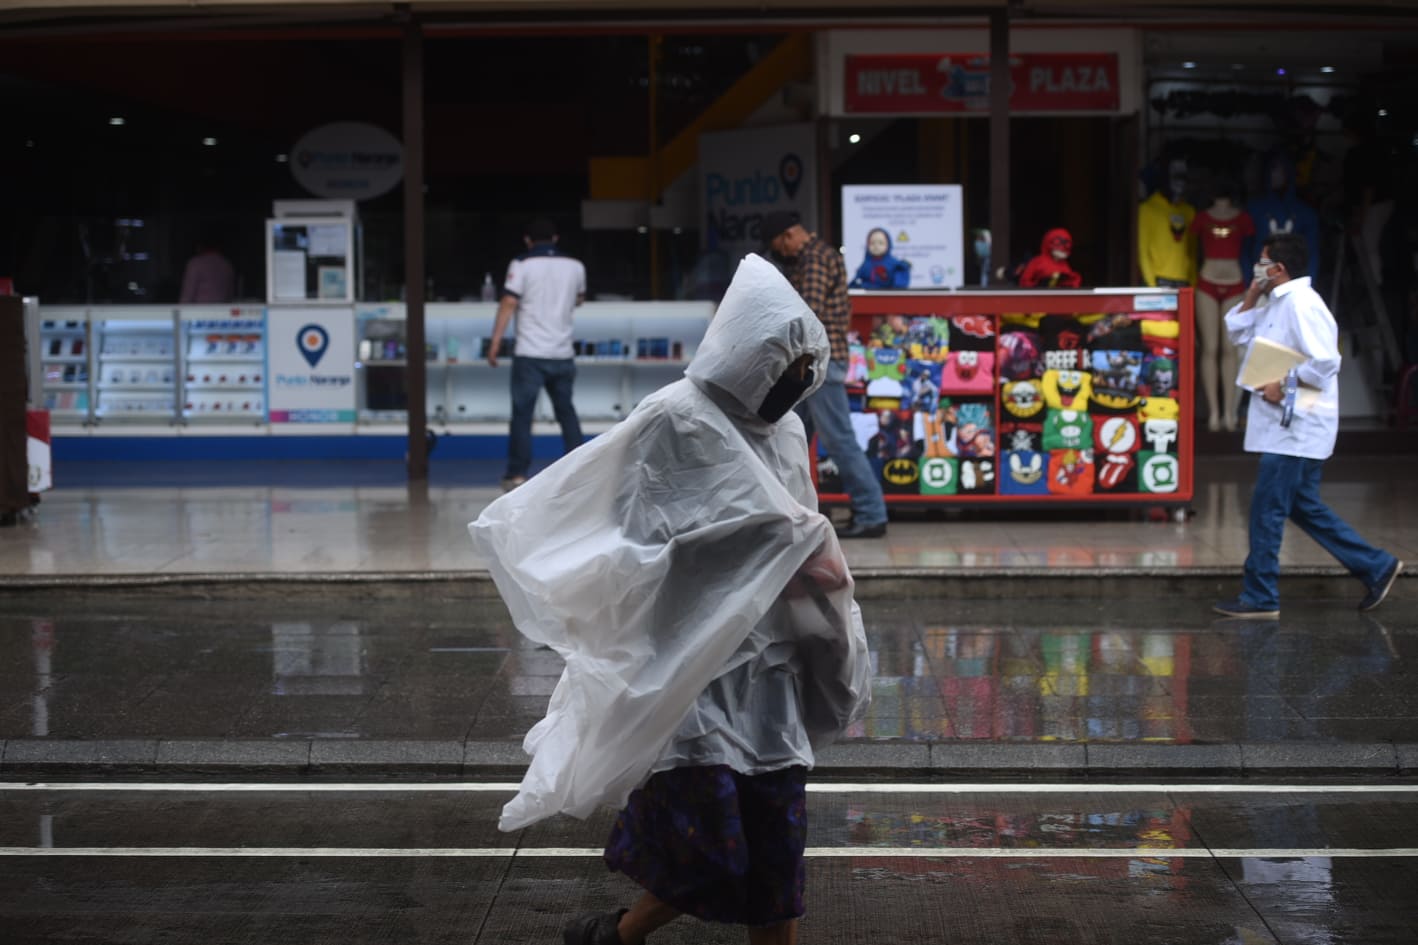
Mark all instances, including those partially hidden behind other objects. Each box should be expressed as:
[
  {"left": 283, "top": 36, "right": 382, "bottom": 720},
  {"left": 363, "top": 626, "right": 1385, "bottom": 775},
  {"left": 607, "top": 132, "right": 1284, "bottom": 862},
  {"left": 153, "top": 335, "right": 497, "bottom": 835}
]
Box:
[
  {"left": 507, "top": 356, "right": 582, "bottom": 478},
  {"left": 1242, "top": 452, "right": 1395, "bottom": 609},
  {"left": 801, "top": 359, "right": 887, "bottom": 527}
]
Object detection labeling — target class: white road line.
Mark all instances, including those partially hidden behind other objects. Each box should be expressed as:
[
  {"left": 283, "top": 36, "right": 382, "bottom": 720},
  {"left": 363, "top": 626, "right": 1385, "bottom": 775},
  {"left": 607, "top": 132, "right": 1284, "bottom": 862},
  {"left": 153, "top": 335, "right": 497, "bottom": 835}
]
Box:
[
  {"left": 4, "top": 782, "right": 1418, "bottom": 795},
  {"left": 1, "top": 846, "right": 1415, "bottom": 859}
]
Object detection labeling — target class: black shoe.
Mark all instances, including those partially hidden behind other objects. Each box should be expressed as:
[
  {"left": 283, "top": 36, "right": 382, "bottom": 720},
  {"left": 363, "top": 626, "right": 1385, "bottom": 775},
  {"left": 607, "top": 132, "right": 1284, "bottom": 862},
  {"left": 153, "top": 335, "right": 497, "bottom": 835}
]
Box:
[
  {"left": 1211, "top": 597, "right": 1279, "bottom": 619},
  {"left": 1359, "top": 559, "right": 1404, "bottom": 612},
  {"left": 563, "top": 909, "right": 627, "bottom": 945},
  {"left": 835, "top": 521, "right": 886, "bottom": 539}
]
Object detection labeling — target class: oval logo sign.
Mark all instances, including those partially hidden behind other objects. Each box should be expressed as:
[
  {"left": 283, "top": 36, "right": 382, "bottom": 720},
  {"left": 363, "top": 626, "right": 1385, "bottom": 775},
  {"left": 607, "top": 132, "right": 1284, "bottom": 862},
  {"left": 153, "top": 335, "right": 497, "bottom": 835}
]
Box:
[{"left": 291, "top": 122, "right": 403, "bottom": 201}]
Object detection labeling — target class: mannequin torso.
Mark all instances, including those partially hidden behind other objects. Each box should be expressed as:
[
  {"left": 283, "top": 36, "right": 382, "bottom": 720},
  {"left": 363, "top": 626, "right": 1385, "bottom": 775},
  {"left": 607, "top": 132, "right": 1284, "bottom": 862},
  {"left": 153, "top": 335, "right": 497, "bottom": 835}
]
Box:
[{"left": 1192, "top": 197, "right": 1254, "bottom": 287}]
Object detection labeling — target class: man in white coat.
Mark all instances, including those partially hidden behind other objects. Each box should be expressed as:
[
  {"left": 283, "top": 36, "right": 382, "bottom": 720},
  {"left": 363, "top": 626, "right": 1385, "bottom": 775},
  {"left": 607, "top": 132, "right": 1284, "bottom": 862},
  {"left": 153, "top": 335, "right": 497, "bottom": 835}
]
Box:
[{"left": 1213, "top": 232, "right": 1403, "bottom": 618}]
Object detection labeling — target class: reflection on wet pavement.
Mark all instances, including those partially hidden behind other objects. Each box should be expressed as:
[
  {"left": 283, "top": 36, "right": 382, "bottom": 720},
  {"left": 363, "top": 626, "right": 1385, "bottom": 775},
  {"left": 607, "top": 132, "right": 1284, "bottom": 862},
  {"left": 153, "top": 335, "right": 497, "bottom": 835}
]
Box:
[
  {"left": 1, "top": 596, "right": 1414, "bottom": 743},
  {"left": 4, "top": 786, "right": 1417, "bottom": 943}
]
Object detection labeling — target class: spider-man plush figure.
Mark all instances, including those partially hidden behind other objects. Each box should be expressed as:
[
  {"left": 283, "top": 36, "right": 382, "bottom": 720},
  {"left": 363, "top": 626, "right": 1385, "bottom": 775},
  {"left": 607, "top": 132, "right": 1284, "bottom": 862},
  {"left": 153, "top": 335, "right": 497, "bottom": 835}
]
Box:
[{"left": 1018, "top": 228, "right": 1082, "bottom": 288}]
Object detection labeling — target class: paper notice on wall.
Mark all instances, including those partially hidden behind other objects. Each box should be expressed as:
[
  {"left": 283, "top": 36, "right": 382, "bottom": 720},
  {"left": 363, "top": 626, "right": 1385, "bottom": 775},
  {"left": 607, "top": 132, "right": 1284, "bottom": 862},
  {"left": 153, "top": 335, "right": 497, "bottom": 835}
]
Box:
[
  {"left": 318, "top": 266, "right": 348, "bottom": 300},
  {"left": 308, "top": 225, "right": 347, "bottom": 258},
  {"left": 841, "top": 184, "right": 964, "bottom": 289},
  {"left": 273, "top": 250, "right": 308, "bottom": 300}
]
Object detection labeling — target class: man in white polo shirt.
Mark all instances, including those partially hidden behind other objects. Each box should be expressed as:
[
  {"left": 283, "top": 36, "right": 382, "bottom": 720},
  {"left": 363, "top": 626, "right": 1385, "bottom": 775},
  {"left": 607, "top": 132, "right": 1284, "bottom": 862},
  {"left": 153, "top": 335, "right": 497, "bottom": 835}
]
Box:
[{"left": 487, "top": 218, "right": 587, "bottom": 491}]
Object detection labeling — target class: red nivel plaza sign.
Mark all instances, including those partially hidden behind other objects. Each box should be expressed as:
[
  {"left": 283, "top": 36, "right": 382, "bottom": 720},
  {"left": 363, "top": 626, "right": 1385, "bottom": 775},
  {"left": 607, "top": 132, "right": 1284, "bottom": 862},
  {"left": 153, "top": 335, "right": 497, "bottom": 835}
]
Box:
[{"left": 845, "top": 53, "right": 1120, "bottom": 113}]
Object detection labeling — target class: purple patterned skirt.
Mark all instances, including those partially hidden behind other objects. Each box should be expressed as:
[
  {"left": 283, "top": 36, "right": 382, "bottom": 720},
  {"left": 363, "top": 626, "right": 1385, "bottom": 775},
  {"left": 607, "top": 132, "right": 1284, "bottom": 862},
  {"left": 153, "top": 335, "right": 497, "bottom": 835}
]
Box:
[{"left": 603, "top": 764, "right": 808, "bottom": 926}]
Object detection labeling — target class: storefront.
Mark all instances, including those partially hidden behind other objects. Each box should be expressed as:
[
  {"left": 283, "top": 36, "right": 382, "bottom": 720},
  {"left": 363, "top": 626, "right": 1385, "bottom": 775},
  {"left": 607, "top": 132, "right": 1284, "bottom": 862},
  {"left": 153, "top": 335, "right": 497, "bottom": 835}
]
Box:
[{"left": 8, "top": 4, "right": 1417, "bottom": 470}]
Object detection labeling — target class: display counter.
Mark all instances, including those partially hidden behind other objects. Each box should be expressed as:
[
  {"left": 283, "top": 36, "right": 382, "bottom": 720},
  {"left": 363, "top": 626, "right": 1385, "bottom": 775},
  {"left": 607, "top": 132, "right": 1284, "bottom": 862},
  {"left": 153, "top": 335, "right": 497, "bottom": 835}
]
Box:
[
  {"left": 817, "top": 288, "right": 1194, "bottom": 515},
  {"left": 28, "top": 301, "right": 713, "bottom": 458}
]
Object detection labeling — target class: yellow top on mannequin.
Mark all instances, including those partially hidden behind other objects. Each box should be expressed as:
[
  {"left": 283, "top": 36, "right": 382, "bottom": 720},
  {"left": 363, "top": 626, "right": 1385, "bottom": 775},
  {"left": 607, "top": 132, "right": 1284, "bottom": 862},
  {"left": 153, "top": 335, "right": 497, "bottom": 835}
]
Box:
[{"left": 1138, "top": 191, "right": 1198, "bottom": 286}]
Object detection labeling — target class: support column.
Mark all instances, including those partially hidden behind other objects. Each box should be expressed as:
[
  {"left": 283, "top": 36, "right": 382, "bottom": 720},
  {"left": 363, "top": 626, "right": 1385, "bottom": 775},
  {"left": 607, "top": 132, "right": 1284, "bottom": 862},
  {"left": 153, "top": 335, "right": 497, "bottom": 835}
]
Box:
[
  {"left": 403, "top": 15, "right": 428, "bottom": 480},
  {"left": 648, "top": 34, "right": 662, "bottom": 300},
  {"left": 988, "top": 9, "right": 1011, "bottom": 284}
]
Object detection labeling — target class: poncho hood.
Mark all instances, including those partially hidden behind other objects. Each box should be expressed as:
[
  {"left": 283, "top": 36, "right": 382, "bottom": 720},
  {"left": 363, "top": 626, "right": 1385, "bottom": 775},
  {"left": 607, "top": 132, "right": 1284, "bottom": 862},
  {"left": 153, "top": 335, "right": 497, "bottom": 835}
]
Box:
[{"left": 686, "top": 253, "right": 829, "bottom": 425}]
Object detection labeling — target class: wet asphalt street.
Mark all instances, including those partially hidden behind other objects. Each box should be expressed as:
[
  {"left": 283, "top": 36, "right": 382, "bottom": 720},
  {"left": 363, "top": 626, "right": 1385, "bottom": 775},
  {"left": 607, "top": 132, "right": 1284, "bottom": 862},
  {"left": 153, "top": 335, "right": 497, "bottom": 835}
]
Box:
[
  {"left": 3, "top": 781, "right": 1417, "bottom": 944},
  {"left": 2, "top": 592, "right": 1416, "bottom": 941},
  {"left": 2, "top": 594, "right": 1416, "bottom": 746}
]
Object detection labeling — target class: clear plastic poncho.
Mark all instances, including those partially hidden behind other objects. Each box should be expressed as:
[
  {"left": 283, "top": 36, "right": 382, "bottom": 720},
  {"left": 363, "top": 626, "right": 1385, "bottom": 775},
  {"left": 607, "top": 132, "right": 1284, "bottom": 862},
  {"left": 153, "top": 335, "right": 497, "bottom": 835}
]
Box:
[{"left": 470, "top": 253, "right": 872, "bottom": 831}]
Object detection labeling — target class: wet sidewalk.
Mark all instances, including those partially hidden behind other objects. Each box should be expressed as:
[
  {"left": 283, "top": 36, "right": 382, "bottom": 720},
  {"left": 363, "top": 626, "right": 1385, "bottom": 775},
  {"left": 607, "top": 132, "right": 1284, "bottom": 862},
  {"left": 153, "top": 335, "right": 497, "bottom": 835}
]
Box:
[
  {"left": 2, "top": 592, "right": 1415, "bottom": 779},
  {"left": 0, "top": 455, "right": 1414, "bottom": 582}
]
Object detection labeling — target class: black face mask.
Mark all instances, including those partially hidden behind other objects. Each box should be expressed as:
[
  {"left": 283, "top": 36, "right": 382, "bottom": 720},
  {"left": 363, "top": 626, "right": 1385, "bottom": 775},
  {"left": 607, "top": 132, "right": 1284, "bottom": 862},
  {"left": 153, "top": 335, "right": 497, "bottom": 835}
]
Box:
[{"left": 756, "top": 367, "right": 814, "bottom": 424}]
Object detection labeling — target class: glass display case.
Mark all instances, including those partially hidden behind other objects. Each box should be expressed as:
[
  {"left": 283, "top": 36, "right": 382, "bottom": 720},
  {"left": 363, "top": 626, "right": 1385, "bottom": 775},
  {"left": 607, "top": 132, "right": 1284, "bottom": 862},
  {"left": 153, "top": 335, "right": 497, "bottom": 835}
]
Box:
[
  {"left": 353, "top": 302, "right": 713, "bottom": 432},
  {"left": 36, "top": 306, "right": 92, "bottom": 426},
  {"left": 93, "top": 310, "right": 178, "bottom": 423},
  {"left": 179, "top": 306, "right": 267, "bottom": 425}
]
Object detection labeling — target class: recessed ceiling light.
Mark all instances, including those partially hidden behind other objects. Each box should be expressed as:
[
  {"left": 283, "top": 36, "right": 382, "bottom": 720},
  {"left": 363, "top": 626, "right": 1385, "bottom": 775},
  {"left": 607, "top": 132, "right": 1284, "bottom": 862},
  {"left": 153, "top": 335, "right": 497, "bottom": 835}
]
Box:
[
  {"left": 109, "top": 117, "right": 125, "bottom": 126},
  {"left": 202, "top": 137, "right": 218, "bottom": 147},
  {"left": 849, "top": 133, "right": 862, "bottom": 144},
  {"left": 1276, "top": 67, "right": 1287, "bottom": 76},
  {"left": 636, "top": 226, "right": 649, "bottom": 234},
  {"left": 275, "top": 153, "right": 289, "bottom": 163},
  {"left": 1379, "top": 108, "right": 1389, "bottom": 117},
  {"left": 1182, "top": 61, "right": 1197, "bottom": 70},
  {"left": 1320, "top": 65, "right": 1336, "bottom": 74}
]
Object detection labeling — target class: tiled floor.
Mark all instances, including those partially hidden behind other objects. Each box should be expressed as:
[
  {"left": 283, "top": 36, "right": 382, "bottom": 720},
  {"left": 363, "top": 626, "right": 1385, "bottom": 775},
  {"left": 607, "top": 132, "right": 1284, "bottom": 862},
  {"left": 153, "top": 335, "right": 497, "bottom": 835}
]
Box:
[{"left": 1, "top": 456, "right": 1413, "bottom": 577}]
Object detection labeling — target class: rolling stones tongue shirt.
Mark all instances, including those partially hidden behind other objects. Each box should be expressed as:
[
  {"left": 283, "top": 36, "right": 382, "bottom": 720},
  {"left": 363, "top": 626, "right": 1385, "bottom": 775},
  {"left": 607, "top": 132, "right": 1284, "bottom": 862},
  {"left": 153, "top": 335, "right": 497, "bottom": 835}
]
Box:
[{"left": 1095, "top": 452, "right": 1138, "bottom": 492}]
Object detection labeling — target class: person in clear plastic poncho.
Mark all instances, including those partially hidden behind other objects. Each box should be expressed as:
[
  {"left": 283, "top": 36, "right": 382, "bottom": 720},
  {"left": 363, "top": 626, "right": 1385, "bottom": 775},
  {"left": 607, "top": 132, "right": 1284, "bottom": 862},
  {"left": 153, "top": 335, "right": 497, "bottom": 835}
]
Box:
[{"left": 470, "top": 253, "right": 872, "bottom": 945}]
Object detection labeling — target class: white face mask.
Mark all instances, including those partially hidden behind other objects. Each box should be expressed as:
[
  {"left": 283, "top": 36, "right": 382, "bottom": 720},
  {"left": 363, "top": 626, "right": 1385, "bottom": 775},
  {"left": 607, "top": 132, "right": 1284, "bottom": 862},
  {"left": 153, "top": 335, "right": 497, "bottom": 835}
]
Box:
[{"left": 1253, "top": 262, "right": 1273, "bottom": 284}]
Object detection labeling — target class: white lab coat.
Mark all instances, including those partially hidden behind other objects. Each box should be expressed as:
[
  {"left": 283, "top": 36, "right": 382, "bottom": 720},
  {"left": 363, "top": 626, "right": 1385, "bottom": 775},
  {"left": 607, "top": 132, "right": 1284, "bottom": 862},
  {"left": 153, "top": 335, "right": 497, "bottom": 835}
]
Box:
[{"left": 471, "top": 254, "right": 873, "bottom": 831}]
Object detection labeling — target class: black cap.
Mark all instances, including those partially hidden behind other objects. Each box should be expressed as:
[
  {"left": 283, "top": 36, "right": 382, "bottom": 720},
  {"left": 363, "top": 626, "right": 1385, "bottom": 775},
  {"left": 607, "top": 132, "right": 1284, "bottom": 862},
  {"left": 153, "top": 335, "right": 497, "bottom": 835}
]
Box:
[
  {"left": 759, "top": 210, "right": 801, "bottom": 250},
  {"left": 526, "top": 218, "right": 557, "bottom": 242}
]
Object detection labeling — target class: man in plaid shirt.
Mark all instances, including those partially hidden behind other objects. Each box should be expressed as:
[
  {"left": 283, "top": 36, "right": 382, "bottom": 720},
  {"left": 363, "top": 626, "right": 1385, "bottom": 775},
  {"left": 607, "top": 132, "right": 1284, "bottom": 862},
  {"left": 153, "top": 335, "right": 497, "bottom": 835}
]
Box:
[{"left": 763, "top": 210, "right": 888, "bottom": 539}]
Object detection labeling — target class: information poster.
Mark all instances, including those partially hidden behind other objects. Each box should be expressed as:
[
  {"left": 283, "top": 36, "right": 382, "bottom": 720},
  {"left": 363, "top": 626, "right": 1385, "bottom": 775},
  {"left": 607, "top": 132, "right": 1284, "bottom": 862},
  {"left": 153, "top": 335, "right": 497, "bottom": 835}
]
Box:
[
  {"left": 267, "top": 306, "right": 357, "bottom": 424},
  {"left": 841, "top": 185, "right": 964, "bottom": 290},
  {"left": 272, "top": 251, "right": 308, "bottom": 301}
]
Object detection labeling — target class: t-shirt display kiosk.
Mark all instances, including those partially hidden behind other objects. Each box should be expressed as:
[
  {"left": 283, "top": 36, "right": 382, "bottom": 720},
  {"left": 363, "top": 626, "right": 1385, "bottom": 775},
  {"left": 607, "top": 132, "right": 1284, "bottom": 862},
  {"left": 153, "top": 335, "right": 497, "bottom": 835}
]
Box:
[{"left": 814, "top": 288, "right": 1195, "bottom": 518}]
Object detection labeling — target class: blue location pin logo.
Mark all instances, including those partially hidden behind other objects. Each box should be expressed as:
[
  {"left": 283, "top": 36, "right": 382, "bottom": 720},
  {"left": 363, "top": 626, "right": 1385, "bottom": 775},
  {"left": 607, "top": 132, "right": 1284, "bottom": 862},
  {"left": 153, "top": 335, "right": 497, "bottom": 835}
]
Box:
[
  {"left": 297, "top": 324, "right": 329, "bottom": 368},
  {"left": 779, "top": 153, "right": 803, "bottom": 198}
]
